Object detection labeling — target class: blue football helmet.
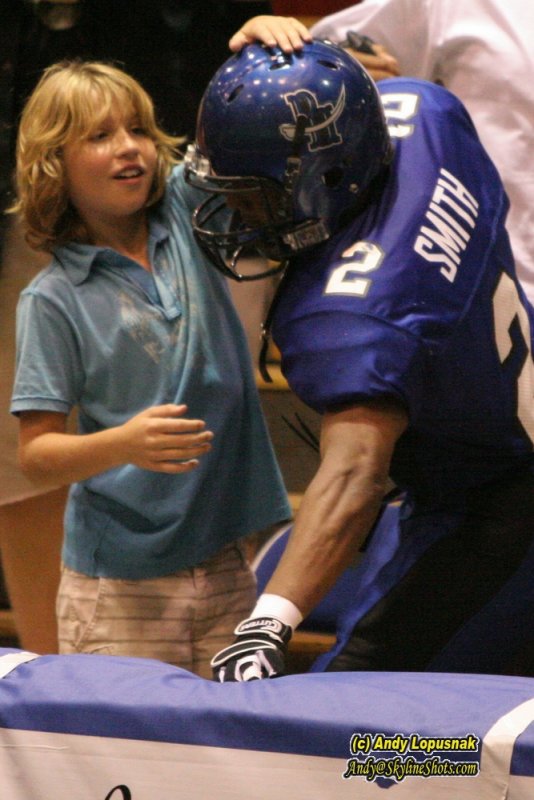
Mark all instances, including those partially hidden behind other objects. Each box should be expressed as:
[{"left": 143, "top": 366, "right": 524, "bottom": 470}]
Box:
[{"left": 185, "top": 39, "right": 392, "bottom": 280}]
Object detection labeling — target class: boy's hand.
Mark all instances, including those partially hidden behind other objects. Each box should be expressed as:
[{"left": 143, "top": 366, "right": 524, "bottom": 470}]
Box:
[
  {"left": 229, "top": 15, "right": 312, "bottom": 54},
  {"left": 118, "top": 404, "right": 213, "bottom": 473}
]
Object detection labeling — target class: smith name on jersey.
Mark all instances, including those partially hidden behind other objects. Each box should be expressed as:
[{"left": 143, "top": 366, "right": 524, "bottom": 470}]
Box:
[{"left": 273, "top": 78, "right": 534, "bottom": 505}]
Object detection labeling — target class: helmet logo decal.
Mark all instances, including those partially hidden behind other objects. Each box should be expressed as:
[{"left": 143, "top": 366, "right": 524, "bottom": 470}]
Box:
[{"left": 279, "top": 84, "right": 346, "bottom": 151}]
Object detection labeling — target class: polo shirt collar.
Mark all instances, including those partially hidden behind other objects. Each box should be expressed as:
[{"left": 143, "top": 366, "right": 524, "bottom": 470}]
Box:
[{"left": 53, "top": 221, "right": 170, "bottom": 285}]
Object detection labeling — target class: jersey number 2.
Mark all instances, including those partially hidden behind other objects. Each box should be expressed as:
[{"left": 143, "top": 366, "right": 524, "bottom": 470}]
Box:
[{"left": 324, "top": 241, "right": 384, "bottom": 297}]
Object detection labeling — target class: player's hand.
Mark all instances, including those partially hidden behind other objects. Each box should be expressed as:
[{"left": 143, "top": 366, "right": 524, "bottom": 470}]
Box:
[
  {"left": 117, "top": 404, "right": 213, "bottom": 473},
  {"left": 211, "top": 616, "right": 292, "bottom": 682},
  {"left": 229, "top": 15, "right": 312, "bottom": 54}
]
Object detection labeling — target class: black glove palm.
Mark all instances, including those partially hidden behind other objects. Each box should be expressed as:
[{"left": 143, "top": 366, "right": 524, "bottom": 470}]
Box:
[{"left": 211, "top": 616, "right": 292, "bottom": 682}]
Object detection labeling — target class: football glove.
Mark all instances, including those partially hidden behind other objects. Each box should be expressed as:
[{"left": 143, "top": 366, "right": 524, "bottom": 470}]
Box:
[{"left": 211, "top": 616, "right": 292, "bottom": 682}]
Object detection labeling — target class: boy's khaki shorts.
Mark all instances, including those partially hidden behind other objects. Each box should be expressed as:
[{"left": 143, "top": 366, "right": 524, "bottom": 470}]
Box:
[{"left": 56, "top": 543, "right": 256, "bottom": 679}]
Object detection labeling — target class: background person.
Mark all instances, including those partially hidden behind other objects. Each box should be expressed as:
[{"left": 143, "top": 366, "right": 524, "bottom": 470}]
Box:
[{"left": 311, "top": 0, "right": 534, "bottom": 306}]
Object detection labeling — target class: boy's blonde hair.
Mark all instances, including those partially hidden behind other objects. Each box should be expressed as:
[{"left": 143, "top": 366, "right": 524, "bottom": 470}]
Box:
[{"left": 9, "top": 60, "right": 184, "bottom": 251}]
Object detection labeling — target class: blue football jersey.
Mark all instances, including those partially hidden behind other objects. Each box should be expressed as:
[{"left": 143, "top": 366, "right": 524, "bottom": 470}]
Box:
[{"left": 273, "top": 78, "right": 534, "bottom": 503}]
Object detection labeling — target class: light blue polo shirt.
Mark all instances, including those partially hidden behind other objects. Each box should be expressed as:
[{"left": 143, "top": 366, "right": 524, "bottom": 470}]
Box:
[{"left": 11, "top": 165, "right": 290, "bottom": 578}]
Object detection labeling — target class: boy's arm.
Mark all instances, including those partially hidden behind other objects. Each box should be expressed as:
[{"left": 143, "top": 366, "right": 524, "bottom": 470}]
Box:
[
  {"left": 229, "top": 15, "right": 312, "bottom": 53},
  {"left": 18, "top": 405, "right": 214, "bottom": 489},
  {"left": 228, "top": 14, "right": 398, "bottom": 80}
]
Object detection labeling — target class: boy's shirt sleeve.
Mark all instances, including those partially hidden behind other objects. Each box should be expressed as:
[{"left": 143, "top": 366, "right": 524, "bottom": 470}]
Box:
[
  {"left": 167, "top": 162, "right": 238, "bottom": 235},
  {"left": 167, "top": 163, "right": 204, "bottom": 213},
  {"left": 11, "top": 289, "right": 82, "bottom": 416}
]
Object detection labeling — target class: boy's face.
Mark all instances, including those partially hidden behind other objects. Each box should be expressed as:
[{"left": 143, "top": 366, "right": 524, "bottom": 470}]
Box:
[{"left": 63, "top": 108, "right": 157, "bottom": 236}]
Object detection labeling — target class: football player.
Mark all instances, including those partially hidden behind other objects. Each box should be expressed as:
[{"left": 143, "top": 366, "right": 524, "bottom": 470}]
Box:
[{"left": 186, "top": 39, "right": 534, "bottom": 681}]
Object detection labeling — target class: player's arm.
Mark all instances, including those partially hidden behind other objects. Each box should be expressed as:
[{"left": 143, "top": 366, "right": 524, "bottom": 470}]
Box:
[
  {"left": 18, "top": 406, "right": 213, "bottom": 489},
  {"left": 265, "top": 399, "right": 407, "bottom": 614},
  {"left": 211, "top": 398, "right": 408, "bottom": 681}
]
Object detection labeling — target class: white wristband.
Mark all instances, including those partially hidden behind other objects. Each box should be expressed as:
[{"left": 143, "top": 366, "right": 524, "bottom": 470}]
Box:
[{"left": 252, "top": 593, "right": 304, "bottom": 631}]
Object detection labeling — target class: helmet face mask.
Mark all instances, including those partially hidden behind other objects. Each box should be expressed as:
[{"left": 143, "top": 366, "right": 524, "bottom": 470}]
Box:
[
  {"left": 190, "top": 189, "right": 293, "bottom": 281},
  {"left": 186, "top": 154, "right": 293, "bottom": 255},
  {"left": 185, "top": 40, "right": 392, "bottom": 281},
  {"left": 186, "top": 144, "right": 330, "bottom": 279}
]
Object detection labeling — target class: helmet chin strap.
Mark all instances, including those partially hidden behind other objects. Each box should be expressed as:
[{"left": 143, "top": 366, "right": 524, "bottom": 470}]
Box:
[
  {"left": 282, "top": 114, "right": 307, "bottom": 195},
  {"left": 258, "top": 264, "right": 290, "bottom": 384},
  {"left": 279, "top": 113, "right": 331, "bottom": 252},
  {"left": 259, "top": 114, "right": 327, "bottom": 383}
]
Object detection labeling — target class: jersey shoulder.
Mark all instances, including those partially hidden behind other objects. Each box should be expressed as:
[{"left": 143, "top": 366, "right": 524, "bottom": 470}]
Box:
[{"left": 272, "top": 76, "right": 515, "bottom": 411}]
